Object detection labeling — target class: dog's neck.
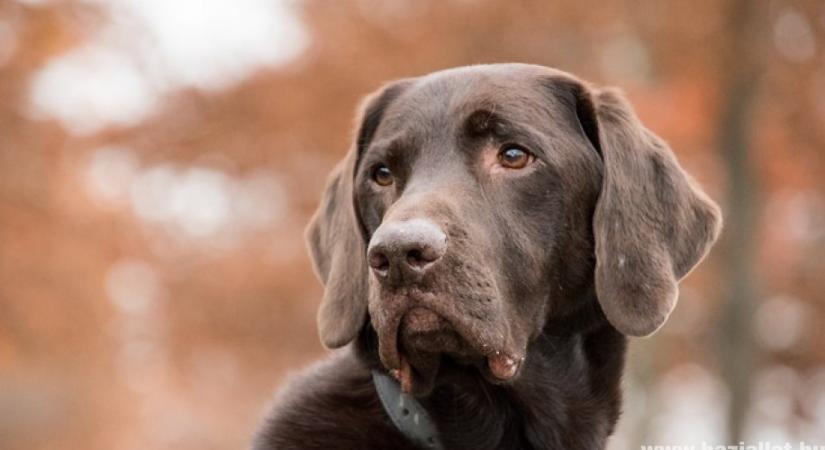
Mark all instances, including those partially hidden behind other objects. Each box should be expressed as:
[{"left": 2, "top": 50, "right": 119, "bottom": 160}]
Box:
[{"left": 356, "top": 298, "right": 627, "bottom": 450}]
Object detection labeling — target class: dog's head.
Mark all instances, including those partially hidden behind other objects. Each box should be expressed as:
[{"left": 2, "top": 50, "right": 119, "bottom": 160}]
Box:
[{"left": 306, "top": 64, "right": 721, "bottom": 395}]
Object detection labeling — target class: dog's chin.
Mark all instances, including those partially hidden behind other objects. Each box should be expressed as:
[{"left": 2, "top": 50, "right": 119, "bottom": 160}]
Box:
[
  {"left": 392, "top": 307, "right": 460, "bottom": 396},
  {"left": 370, "top": 289, "right": 528, "bottom": 396},
  {"left": 390, "top": 307, "right": 508, "bottom": 396}
]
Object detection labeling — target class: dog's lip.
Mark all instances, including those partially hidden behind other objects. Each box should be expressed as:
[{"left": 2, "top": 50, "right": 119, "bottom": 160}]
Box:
[
  {"left": 374, "top": 291, "right": 525, "bottom": 392},
  {"left": 377, "top": 295, "right": 462, "bottom": 370}
]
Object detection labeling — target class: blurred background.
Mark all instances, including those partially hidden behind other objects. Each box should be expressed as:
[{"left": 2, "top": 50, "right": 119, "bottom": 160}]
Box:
[{"left": 0, "top": 0, "right": 823, "bottom": 449}]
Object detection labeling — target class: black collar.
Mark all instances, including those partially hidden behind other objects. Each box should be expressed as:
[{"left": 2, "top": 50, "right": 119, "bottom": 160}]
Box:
[{"left": 372, "top": 370, "right": 444, "bottom": 450}]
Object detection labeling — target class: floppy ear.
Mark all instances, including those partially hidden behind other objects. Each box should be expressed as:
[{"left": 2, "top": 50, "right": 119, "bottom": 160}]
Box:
[
  {"left": 567, "top": 85, "right": 722, "bottom": 337},
  {"left": 306, "top": 81, "right": 411, "bottom": 348},
  {"left": 591, "top": 88, "right": 722, "bottom": 336}
]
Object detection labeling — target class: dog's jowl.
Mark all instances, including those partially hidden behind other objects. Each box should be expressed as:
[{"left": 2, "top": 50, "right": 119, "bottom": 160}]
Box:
[{"left": 253, "top": 64, "right": 722, "bottom": 450}]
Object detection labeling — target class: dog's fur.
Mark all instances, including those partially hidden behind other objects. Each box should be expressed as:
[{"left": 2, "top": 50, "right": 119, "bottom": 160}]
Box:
[{"left": 253, "top": 64, "right": 722, "bottom": 450}]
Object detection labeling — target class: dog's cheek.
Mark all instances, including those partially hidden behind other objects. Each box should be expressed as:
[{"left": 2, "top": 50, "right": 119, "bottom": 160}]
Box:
[{"left": 495, "top": 230, "right": 559, "bottom": 342}]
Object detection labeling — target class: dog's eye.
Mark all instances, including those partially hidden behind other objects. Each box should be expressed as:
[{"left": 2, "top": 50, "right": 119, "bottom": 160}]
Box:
[
  {"left": 372, "top": 164, "right": 394, "bottom": 186},
  {"left": 498, "top": 146, "right": 534, "bottom": 170}
]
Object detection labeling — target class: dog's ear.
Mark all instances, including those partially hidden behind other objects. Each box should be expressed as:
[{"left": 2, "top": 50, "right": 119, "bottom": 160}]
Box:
[
  {"left": 306, "top": 81, "right": 411, "bottom": 348},
  {"left": 563, "top": 81, "right": 722, "bottom": 336},
  {"left": 593, "top": 88, "right": 721, "bottom": 336}
]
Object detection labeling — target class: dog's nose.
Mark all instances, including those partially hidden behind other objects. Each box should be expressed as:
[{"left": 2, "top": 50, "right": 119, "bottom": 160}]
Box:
[{"left": 367, "top": 219, "right": 447, "bottom": 279}]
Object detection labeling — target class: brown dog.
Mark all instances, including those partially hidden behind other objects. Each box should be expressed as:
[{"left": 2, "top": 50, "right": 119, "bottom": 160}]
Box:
[{"left": 253, "top": 64, "right": 721, "bottom": 450}]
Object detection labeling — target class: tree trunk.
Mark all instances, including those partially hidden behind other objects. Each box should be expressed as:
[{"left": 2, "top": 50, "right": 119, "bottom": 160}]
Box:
[{"left": 715, "top": 0, "right": 765, "bottom": 442}]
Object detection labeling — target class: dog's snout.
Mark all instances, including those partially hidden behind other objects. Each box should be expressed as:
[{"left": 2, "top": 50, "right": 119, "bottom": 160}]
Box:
[{"left": 367, "top": 219, "right": 447, "bottom": 279}]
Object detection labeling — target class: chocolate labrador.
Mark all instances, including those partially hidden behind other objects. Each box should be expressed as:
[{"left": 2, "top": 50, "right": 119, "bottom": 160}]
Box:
[{"left": 253, "top": 64, "right": 721, "bottom": 450}]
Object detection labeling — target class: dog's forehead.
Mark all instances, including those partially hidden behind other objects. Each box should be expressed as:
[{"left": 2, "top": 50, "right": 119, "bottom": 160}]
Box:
[
  {"left": 417, "top": 63, "right": 572, "bottom": 88},
  {"left": 376, "top": 64, "right": 577, "bottom": 138}
]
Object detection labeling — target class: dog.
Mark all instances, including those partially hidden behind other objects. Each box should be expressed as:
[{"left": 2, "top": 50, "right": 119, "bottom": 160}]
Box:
[{"left": 252, "top": 63, "right": 721, "bottom": 450}]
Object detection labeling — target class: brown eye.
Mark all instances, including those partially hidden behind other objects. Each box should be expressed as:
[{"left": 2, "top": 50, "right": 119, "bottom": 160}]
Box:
[
  {"left": 372, "top": 164, "right": 394, "bottom": 186},
  {"left": 498, "top": 146, "right": 533, "bottom": 169}
]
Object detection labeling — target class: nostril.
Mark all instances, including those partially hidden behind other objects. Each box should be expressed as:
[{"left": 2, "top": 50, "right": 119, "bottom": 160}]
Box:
[
  {"left": 369, "top": 251, "right": 390, "bottom": 275},
  {"left": 406, "top": 246, "right": 440, "bottom": 269},
  {"left": 407, "top": 249, "right": 424, "bottom": 268}
]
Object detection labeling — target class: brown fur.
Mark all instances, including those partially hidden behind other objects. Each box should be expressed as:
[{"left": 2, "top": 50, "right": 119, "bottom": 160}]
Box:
[{"left": 253, "top": 64, "right": 721, "bottom": 450}]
